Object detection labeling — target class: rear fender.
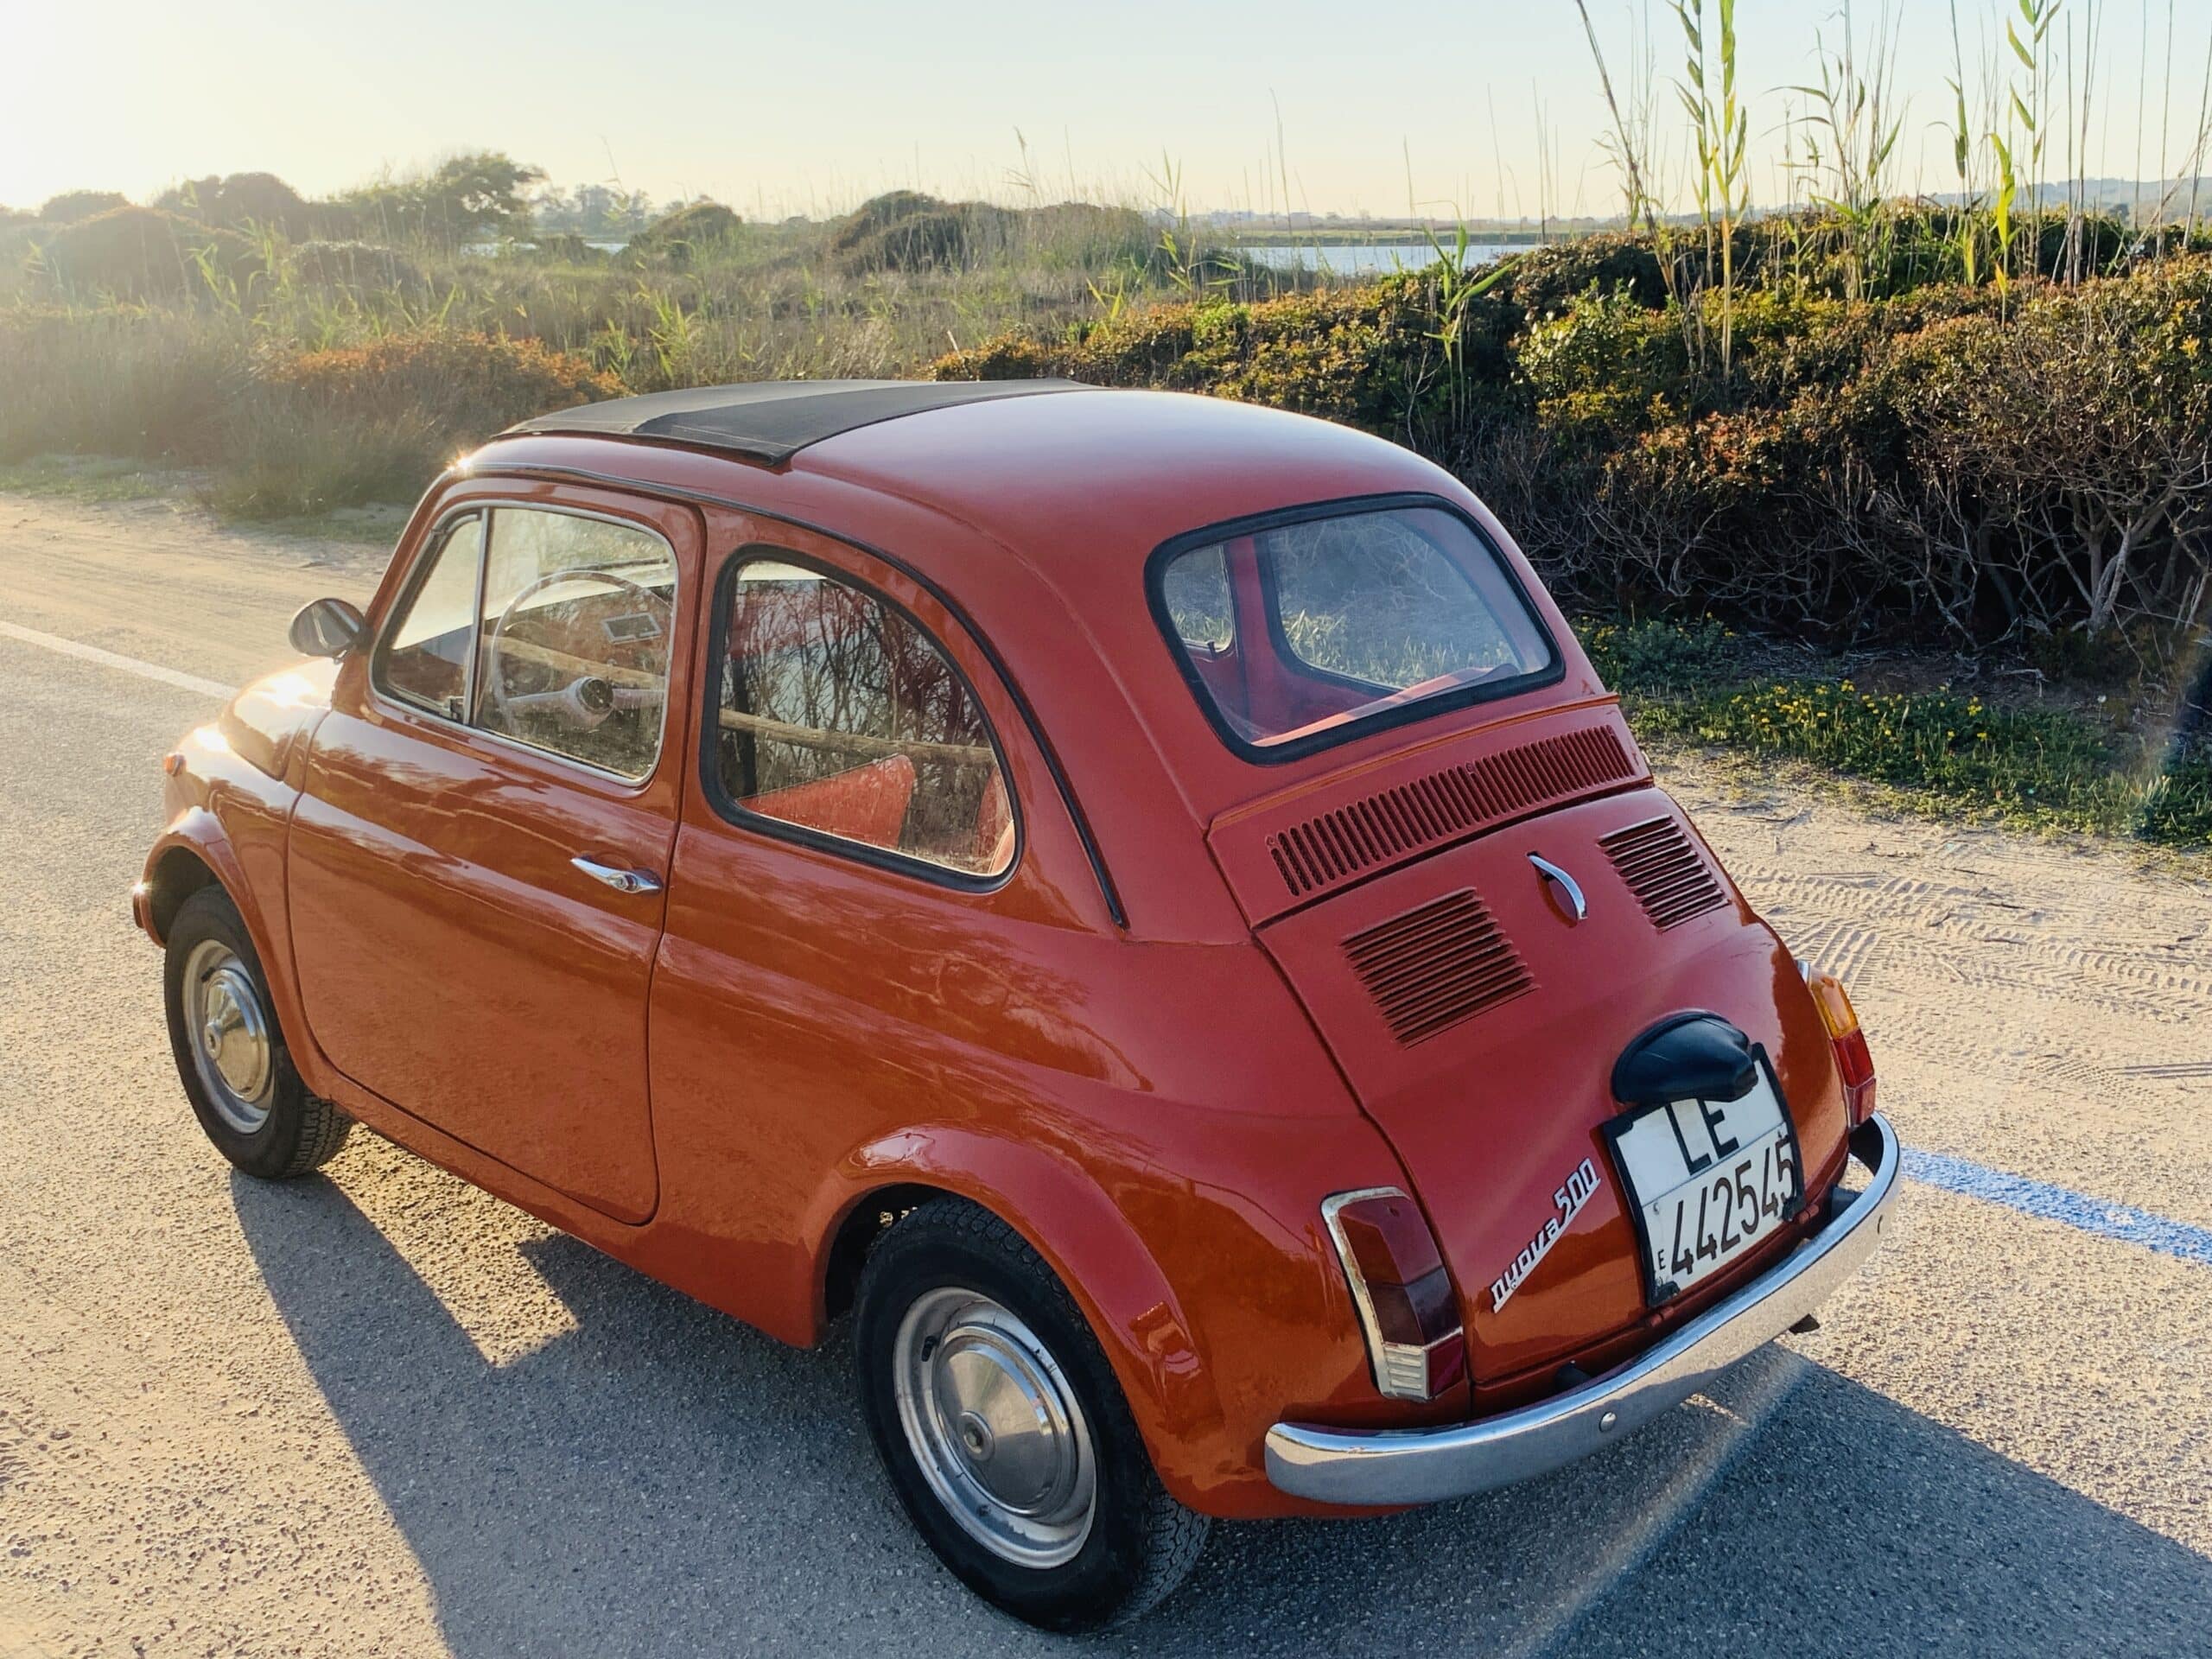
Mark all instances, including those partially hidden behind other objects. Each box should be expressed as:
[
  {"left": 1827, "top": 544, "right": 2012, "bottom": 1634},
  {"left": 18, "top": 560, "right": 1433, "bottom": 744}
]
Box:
[
  {"left": 809, "top": 1113, "right": 1455, "bottom": 1519},
  {"left": 811, "top": 1126, "right": 1222, "bottom": 1490}
]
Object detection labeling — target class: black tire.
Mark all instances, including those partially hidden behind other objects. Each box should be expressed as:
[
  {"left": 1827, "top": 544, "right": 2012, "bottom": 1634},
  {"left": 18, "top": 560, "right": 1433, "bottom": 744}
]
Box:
[
  {"left": 854, "top": 1198, "right": 1210, "bottom": 1631},
  {"left": 163, "top": 884, "right": 352, "bottom": 1180}
]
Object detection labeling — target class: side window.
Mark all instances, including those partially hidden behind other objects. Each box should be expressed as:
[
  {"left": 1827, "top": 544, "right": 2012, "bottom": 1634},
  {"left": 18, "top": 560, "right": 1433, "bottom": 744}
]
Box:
[
  {"left": 376, "top": 515, "right": 483, "bottom": 718},
  {"left": 474, "top": 508, "right": 677, "bottom": 779},
  {"left": 1161, "top": 543, "right": 1233, "bottom": 653},
  {"left": 711, "top": 556, "right": 1014, "bottom": 878},
  {"left": 372, "top": 505, "right": 678, "bottom": 782}
]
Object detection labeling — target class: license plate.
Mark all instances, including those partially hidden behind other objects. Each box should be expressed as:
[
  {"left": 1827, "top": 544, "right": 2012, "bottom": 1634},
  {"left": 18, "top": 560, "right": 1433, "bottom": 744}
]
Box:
[{"left": 1602, "top": 1055, "right": 1803, "bottom": 1305}]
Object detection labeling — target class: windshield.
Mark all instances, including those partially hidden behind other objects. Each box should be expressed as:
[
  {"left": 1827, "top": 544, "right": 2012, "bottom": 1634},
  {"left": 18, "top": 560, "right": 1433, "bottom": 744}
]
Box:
[{"left": 1153, "top": 503, "right": 1557, "bottom": 757}]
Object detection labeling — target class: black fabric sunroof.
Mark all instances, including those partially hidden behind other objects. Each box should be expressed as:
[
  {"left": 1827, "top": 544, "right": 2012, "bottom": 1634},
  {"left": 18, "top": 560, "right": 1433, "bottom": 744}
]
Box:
[{"left": 500, "top": 378, "right": 1089, "bottom": 465}]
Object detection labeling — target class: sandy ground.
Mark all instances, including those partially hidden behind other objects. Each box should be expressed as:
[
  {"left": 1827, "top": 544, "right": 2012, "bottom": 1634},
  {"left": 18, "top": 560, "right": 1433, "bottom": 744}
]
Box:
[{"left": 2, "top": 491, "right": 2209, "bottom": 1657}]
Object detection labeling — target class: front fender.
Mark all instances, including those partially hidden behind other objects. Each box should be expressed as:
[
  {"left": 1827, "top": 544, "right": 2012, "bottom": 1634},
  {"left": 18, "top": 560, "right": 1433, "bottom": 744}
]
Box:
[{"left": 137, "top": 735, "right": 331, "bottom": 1099}]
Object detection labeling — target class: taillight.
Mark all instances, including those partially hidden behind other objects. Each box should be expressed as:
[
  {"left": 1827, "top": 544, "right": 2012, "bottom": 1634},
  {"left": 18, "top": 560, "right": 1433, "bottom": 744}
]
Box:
[
  {"left": 1320, "top": 1187, "right": 1466, "bottom": 1402},
  {"left": 1804, "top": 966, "right": 1876, "bottom": 1125}
]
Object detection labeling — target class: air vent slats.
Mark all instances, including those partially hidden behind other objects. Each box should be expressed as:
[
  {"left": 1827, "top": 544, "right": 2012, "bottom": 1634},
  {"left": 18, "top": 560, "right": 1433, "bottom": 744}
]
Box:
[
  {"left": 1344, "top": 890, "right": 1535, "bottom": 1046},
  {"left": 1601, "top": 817, "right": 1726, "bottom": 929},
  {"left": 1264, "top": 725, "right": 1637, "bottom": 901}
]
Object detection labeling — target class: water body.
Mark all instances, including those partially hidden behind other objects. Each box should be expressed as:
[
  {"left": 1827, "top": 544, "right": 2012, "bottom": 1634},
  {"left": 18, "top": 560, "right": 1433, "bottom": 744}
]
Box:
[
  {"left": 1239, "top": 240, "right": 1522, "bottom": 275},
  {"left": 461, "top": 238, "right": 631, "bottom": 256}
]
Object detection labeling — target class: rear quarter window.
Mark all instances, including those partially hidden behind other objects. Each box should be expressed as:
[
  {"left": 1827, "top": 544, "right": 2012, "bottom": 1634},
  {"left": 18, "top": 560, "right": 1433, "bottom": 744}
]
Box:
[{"left": 707, "top": 556, "right": 1015, "bottom": 880}]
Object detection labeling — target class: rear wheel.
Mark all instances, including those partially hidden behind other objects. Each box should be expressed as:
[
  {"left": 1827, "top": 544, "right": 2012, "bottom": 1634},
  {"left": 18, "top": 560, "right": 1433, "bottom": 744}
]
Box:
[
  {"left": 853, "top": 1198, "right": 1209, "bottom": 1630},
  {"left": 163, "top": 885, "right": 351, "bottom": 1179}
]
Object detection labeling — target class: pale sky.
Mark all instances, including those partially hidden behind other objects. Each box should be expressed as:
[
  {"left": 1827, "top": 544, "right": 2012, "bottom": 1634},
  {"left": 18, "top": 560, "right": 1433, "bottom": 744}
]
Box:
[{"left": 9, "top": 1, "right": 2212, "bottom": 219}]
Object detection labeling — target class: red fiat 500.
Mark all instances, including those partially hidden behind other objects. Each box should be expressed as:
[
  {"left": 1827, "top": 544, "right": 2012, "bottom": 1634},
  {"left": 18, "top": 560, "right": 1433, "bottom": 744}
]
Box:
[{"left": 137, "top": 380, "right": 1897, "bottom": 1630}]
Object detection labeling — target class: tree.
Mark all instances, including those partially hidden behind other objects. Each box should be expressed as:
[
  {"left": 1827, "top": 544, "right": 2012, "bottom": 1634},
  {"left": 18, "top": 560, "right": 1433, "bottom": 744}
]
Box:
[{"left": 334, "top": 153, "right": 544, "bottom": 247}]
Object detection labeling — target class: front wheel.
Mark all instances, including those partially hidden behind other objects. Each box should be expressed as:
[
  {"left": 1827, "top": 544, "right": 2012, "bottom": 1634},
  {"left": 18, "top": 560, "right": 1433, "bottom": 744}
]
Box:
[
  {"left": 163, "top": 884, "right": 351, "bottom": 1179},
  {"left": 853, "top": 1198, "right": 1209, "bottom": 1631}
]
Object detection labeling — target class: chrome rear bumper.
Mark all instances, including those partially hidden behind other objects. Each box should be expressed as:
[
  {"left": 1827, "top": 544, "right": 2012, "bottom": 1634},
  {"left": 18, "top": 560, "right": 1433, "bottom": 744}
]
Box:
[{"left": 1265, "top": 1114, "right": 1901, "bottom": 1507}]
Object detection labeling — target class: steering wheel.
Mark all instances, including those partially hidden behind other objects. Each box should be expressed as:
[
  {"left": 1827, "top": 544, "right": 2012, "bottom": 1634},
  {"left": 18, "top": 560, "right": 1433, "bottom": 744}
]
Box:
[{"left": 482, "top": 569, "right": 673, "bottom": 732}]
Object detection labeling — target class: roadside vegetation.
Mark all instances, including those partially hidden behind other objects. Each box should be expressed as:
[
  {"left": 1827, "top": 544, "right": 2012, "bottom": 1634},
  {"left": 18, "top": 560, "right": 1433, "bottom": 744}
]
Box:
[
  {"left": 1584, "top": 619, "right": 2211, "bottom": 846},
  {"left": 0, "top": 159, "right": 1262, "bottom": 519},
  {"left": 2, "top": 2, "right": 2208, "bottom": 848}
]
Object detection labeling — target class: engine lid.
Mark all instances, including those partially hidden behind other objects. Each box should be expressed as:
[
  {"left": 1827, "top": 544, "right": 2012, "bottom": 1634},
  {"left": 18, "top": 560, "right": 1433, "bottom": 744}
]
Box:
[{"left": 1252, "top": 785, "right": 1850, "bottom": 1385}]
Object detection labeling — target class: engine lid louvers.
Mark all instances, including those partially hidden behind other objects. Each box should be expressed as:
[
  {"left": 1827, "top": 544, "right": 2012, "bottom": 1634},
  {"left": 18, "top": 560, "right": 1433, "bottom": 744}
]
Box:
[
  {"left": 1600, "top": 816, "right": 1727, "bottom": 930},
  {"left": 1205, "top": 710, "right": 1649, "bottom": 927},
  {"left": 1268, "top": 725, "right": 1634, "bottom": 900},
  {"left": 1344, "top": 889, "right": 1535, "bottom": 1046},
  {"left": 1274, "top": 721, "right": 1637, "bottom": 898}
]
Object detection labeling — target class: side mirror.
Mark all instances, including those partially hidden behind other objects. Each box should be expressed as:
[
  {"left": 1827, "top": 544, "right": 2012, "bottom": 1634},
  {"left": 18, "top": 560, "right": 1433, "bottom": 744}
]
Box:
[{"left": 289, "top": 597, "right": 367, "bottom": 659}]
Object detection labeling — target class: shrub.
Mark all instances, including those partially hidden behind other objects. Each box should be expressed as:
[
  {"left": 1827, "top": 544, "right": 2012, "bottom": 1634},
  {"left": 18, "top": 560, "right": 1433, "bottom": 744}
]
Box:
[
  {"left": 1577, "top": 616, "right": 1740, "bottom": 691},
  {"left": 934, "top": 271, "right": 1516, "bottom": 445},
  {"left": 285, "top": 240, "right": 430, "bottom": 296},
  {"left": 2137, "top": 748, "right": 2212, "bottom": 846},
  {"left": 207, "top": 331, "right": 616, "bottom": 517},
  {"left": 259, "top": 328, "right": 619, "bottom": 444},
  {"left": 1493, "top": 263, "right": 2212, "bottom": 648},
  {"left": 1014, "top": 202, "right": 1154, "bottom": 271},
  {"left": 156, "top": 173, "right": 312, "bottom": 235},
  {"left": 944, "top": 246, "right": 2212, "bottom": 650},
  {"left": 1516, "top": 284, "right": 1688, "bottom": 438},
  {"left": 1881, "top": 266, "right": 2212, "bottom": 635},
  {"left": 829, "top": 192, "right": 947, "bottom": 257},
  {"left": 38, "top": 190, "right": 130, "bottom": 224},
  {"left": 0, "top": 217, "right": 35, "bottom": 271},
  {"left": 520, "top": 232, "right": 607, "bottom": 264},
  {"left": 0, "top": 308, "right": 241, "bottom": 461},
  {"left": 203, "top": 399, "right": 441, "bottom": 518},
  {"left": 858, "top": 209, "right": 974, "bottom": 272},
  {"left": 829, "top": 193, "right": 1154, "bottom": 277},
  {"left": 30, "top": 207, "right": 261, "bottom": 302},
  {"left": 628, "top": 201, "right": 742, "bottom": 266},
  {"left": 1499, "top": 233, "right": 1670, "bottom": 319}
]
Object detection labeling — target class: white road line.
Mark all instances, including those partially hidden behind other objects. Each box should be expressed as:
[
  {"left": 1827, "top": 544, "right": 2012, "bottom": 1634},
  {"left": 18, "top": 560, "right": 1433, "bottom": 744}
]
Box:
[{"left": 0, "top": 620, "right": 236, "bottom": 700}]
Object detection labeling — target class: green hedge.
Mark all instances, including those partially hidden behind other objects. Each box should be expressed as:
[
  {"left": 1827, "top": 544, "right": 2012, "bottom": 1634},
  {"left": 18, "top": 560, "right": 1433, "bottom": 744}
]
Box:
[{"left": 935, "top": 250, "right": 2212, "bottom": 654}]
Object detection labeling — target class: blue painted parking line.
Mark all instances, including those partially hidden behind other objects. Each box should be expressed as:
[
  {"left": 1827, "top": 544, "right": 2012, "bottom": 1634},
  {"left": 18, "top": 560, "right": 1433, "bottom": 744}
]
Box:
[{"left": 1904, "top": 1148, "right": 2212, "bottom": 1269}]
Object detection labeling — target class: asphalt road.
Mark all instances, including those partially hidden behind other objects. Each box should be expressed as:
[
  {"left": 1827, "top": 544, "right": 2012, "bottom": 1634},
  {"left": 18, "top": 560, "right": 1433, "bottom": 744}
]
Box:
[{"left": 3, "top": 493, "right": 2209, "bottom": 1658}]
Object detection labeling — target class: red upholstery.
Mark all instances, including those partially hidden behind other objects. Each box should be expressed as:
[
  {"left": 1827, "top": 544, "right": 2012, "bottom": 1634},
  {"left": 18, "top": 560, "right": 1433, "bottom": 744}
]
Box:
[
  {"left": 747, "top": 755, "right": 917, "bottom": 849},
  {"left": 974, "top": 770, "right": 1014, "bottom": 868}
]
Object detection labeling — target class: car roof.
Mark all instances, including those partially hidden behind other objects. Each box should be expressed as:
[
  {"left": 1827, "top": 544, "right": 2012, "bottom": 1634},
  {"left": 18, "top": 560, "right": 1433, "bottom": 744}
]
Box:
[
  {"left": 788, "top": 385, "right": 1451, "bottom": 570},
  {"left": 501, "top": 378, "right": 1089, "bottom": 465},
  {"left": 482, "top": 384, "right": 1459, "bottom": 598}
]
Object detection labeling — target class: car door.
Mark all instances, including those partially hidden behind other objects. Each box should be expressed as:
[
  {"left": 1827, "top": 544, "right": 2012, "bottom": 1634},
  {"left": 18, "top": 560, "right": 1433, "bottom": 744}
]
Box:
[{"left": 287, "top": 483, "right": 702, "bottom": 1223}]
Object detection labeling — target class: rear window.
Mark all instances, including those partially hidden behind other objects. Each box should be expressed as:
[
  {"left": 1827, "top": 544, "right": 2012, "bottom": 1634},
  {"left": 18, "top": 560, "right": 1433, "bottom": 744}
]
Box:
[{"left": 1152, "top": 502, "right": 1558, "bottom": 758}]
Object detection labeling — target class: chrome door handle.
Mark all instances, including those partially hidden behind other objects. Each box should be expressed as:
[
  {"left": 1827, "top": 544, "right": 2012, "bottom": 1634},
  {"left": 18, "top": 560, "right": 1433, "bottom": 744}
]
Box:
[{"left": 570, "top": 855, "right": 663, "bottom": 896}]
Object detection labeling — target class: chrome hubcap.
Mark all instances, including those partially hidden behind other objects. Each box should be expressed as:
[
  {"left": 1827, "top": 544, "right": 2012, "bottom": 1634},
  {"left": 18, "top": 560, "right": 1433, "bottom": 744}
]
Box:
[
  {"left": 183, "top": 939, "right": 273, "bottom": 1134},
  {"left": 892, "top": 1288, "right": 1096, "bottom": 1568}
]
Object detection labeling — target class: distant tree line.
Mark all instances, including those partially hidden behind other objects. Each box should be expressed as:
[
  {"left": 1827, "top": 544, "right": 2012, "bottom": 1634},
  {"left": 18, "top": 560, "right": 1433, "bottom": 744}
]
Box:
[{"left": 0, "top": 154, "right": 702, "bottom": 251}]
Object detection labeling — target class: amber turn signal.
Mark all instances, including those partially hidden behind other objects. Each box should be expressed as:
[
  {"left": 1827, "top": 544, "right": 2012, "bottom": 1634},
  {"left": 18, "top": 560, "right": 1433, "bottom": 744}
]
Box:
[
  {"left": 1805, "top": 968, "right": 1877, "bottom": 1127},
  {"left": 1321, "top": 1187, "right": 1467, "bottom": 1402}
]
